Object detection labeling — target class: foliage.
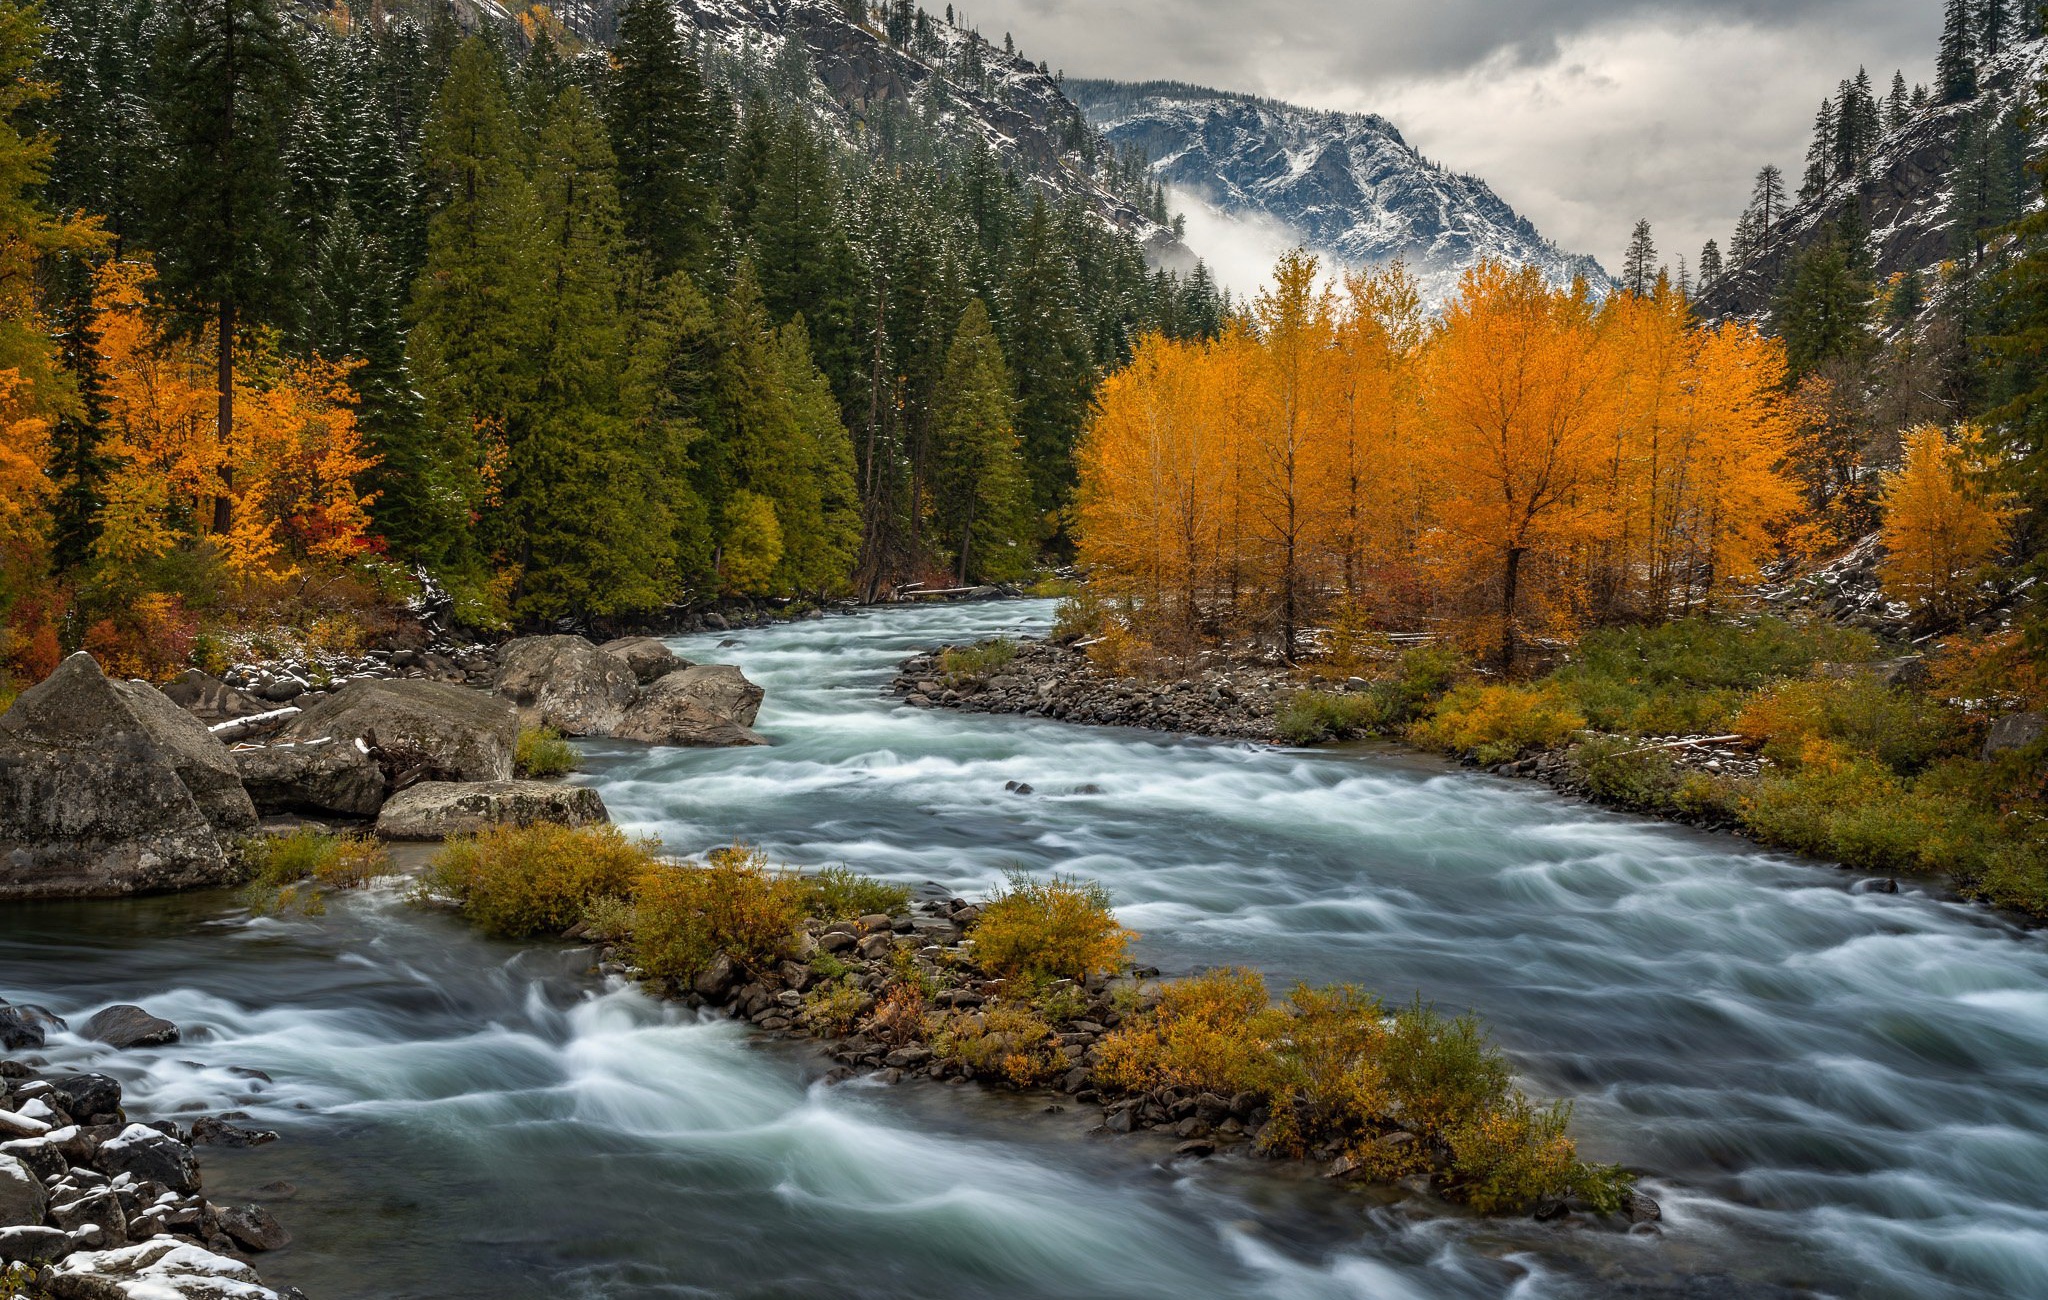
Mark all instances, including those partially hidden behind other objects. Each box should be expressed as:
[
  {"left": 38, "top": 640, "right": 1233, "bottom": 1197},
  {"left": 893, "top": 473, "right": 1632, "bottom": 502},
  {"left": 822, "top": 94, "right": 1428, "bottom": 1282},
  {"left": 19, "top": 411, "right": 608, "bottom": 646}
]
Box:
[
  {"left": 628, "top": 845, "right": 807, "bottom": 979},
  {"left": 424, "top": 823, "right": 653, "bottom": 938},
  {"left": 243, "top": 827, "right": 389, "bottom": 890},
  {"left": 799, "top": 866, "right": 911, "bottom": 923},
  {"left": 1280, "top": 642, "right": 1466, "bottom": 743},
  {"left": 1409, "top": 684, "right": 1587, "bottom": 765},
  {"left": 803, "top": 982, "right": 869, "bottom": 1035},
  {"left": 968, "top": 871, "right": 1133, "bottom": 982},
  {"left": 929, "top": 1002, "right": 1065, "bottom": 1086},
  {"left": 1735, "top": 676, "right": 1963, "bottom": 775},
  {"left": 937, "top": 637, "right": 1017, "bottom": 685},
  {"left": 514, "top": 725, "right": 578, "bottom": 778},
  {"left": 1878, "top": 425, "right": 2014, "bottom": 624}
]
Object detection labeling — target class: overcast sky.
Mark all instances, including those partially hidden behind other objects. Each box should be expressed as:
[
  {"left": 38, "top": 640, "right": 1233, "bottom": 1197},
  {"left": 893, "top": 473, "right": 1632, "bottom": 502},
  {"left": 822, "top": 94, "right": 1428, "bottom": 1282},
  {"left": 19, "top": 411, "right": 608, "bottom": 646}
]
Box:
[{"left": 957, "top": 0, "right": 1942, "bottom": 285}]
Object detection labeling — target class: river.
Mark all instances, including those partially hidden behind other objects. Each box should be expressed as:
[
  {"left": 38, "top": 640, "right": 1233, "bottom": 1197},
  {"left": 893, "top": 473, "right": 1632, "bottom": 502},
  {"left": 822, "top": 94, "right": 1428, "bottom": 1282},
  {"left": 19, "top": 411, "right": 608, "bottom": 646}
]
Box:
[{"left": 4, "top": 599, "right": 2045, "bottom": 1299}]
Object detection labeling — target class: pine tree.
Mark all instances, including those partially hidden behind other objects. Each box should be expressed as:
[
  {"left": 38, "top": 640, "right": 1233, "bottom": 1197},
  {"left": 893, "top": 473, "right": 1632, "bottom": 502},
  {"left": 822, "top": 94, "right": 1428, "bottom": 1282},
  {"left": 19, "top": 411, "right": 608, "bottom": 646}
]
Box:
[
  {"left": 1622, "top": 220, "right": 1657, "bottom": 296},
  {"left": 1939, "top": 0, "right": 1978, "bottom": 102},
  {"left": 1802, "top": 98, "right": 1836, "bottom": 197},
  {"left": 1698, "top": 239, "right": 1724, "bottom": 288},
  {"left": 141, "top": 0, "right": 303, "bottom": 534},
  {"left": 622, "top": 268, "right": 716, "bottom": 591},
  {"left": 768, "top": 318, "right": 861, "bottom": 593},
  {"left": 1003, "top": 195, "right": 1094, "bottom": 535},
  {"left": 1774, "top": 229, "right": 1873, "bottom": 374},
  {"left": 607, "top": 0, "right": 721, "bottom": 278},
  {"left": 931, "top": 299, "right": 1030, "bottom": 583},
  {"left": 1982, "top": 0, "right": 2008, "bottom": 58},
  {"left": 1886, "top": 69, "right": 1911, "bottom": 130}
]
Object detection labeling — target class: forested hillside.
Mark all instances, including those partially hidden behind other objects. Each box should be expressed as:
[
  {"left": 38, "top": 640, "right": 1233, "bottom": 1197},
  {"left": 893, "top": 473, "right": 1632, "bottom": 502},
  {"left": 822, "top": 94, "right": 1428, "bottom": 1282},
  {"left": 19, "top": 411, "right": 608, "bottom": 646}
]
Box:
[{"left": 0, "top": 0, "right": 1227, "bottom": 692}]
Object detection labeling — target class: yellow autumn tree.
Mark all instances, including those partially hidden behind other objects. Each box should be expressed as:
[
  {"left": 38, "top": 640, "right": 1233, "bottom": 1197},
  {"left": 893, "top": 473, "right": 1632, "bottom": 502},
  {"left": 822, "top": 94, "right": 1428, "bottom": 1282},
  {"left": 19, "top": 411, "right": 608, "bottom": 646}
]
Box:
[{"left": 1879, "top": 425, "right": 2013, "bottom": 624}]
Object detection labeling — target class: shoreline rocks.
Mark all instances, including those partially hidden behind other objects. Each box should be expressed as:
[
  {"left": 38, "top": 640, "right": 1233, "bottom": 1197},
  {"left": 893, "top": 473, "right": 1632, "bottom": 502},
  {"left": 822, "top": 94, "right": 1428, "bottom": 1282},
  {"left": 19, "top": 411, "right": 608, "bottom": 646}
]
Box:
[{"left": 374, "top": 781, "right": 610, "bottom": 841}]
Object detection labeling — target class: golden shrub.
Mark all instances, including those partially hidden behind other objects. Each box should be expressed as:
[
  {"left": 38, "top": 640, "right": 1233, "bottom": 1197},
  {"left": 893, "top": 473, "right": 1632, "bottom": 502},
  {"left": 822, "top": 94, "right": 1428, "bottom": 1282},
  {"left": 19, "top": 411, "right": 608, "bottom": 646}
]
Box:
[{"left": 969, "top": 872, "right": 1133, "bottom": 982}]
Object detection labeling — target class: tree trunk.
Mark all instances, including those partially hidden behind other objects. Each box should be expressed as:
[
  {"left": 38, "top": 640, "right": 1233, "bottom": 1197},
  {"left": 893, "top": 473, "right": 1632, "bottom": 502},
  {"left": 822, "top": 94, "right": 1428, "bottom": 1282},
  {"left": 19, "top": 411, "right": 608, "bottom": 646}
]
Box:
[
  {"left": 1500, "top": 544, "right": 1524, "bottom": 674},
  {"left": 212, "top": 300, "right": 235, "bottom": 534}
]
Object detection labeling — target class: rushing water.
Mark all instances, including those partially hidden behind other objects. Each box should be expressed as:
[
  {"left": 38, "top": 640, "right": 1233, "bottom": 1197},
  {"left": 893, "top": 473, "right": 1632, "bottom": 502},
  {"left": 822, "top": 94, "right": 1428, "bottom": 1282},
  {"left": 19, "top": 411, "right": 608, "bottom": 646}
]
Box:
[{"left": 5, "top": 600, "right": 2047, "bottom": 1300}]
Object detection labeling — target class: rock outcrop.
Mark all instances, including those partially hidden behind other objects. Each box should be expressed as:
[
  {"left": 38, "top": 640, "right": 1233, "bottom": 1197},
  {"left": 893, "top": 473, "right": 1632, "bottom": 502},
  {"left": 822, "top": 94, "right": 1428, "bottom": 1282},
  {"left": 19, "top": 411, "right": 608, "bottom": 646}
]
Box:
[
  {"left": 613, "top": 665, "right": 768, "bottom": 746},
  {"left": 272, "top": 678, "right": 517, "bottom": 788},
  {"left": 600, "top": 636, "right": 685, "bottom": 686},
  {"left": 374, "top": 780, "right": 610, "bottom": 840},
  {"left": 494, "top": 635, "right": 642, "bottom": 737},
  {"left": 0, "top": 655, "right": 257, "bottom": 899}
]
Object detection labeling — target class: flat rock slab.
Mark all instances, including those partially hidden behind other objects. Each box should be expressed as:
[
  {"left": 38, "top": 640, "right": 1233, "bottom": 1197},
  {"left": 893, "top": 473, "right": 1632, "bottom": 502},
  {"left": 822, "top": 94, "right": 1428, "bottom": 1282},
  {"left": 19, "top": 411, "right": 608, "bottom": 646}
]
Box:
[{"left": 374, "top": 780, "right": 610, "bottom": 841}]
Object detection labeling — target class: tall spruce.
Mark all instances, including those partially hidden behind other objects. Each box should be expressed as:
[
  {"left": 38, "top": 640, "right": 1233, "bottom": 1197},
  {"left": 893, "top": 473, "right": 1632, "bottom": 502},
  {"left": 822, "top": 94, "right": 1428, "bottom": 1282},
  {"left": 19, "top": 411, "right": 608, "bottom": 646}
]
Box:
[
  {"left": 1698, "top": 239, "right": 1723, "bottom": 289},
  {"left": 1622, "top": 220, "right": 1657, "bottom": 296},
  {"left": 1802, "top": 98, "right": 1836, "bottom": 196},
  {"left": 930, "top": 298, "right": 1030, "bottom": 583},
  {"left": 1939, "top": 0, "right": 1978, "bottom": 102},
  {"left": 607, "top": 0, "right": 720, "bottom": 278},
  {"left": 141, "top": 0, "right": 302, "bottom": 533}
]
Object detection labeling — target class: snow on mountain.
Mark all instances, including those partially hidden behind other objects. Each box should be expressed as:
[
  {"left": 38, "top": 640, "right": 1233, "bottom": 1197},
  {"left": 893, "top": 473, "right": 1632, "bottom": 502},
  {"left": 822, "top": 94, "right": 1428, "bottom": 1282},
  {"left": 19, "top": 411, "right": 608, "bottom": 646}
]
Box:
[{"left": 1069, "top": 80, "right": 1611, "bottom": 303}]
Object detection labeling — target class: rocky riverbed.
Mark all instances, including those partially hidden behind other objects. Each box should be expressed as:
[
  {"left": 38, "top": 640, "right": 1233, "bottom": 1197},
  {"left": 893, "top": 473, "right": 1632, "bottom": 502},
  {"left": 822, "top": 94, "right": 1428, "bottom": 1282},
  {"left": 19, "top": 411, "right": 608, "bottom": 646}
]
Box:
[{"left": 1, "top": 1003, "right": 300, "bottom": 1298}]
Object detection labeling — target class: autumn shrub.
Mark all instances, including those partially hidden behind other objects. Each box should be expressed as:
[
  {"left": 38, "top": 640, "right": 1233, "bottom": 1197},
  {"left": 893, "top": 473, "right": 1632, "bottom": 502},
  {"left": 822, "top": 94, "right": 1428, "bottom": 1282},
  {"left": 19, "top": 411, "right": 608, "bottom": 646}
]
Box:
[
  {"left": 1376, "top": 998, "right": 1512, "bottom": 1136},
  {"left": 803, "top": 984, "right": 870, "bottom": 1035},
  {"left": 629, "top": 845, "right": 808, "bottom": 979},
  {"left": 1446, "top": 1096, "right": 1609, "bottom": 1215},
  {"left": 801, "top": 866, "right": 912, "bottom": 922},
  {"left": 930, "top": 1003, "right": 1065, "bottom": 1086},
  {"left": 1276, "top": 690, "right": 1389, "bottom": 744},
  {"left": 1735, "top": 676, "right": 1962, "bottom": 775},
  {"left": 969, "top": 871, "right": 1133, "bottom": 981},
  {"left": 425, "top": 823, "right": 652, "bottom": 938},
  {"left": 514, "top": 726, "right": 578, "bottom": 778},
  {"left": 1410, "top": 683, "right": 1586, "bottom": 764},
  {"left": 865, "top": 982, "right": 929, "bottom": 1046},
  {"left": 1052, "top": 589, "right": 1111, "bottom": 642},
  {"left": 243, "top": 828, "right": 389, "bottom": 890},
  {"left": 938, "top": 638, "right": 1017, "bottom": 685},
  {"left": 1568, "top": 736, "right": 1685, "bottom": 812},
  {"left": 1096, "top": 968, "right": 1280, "bottom": 1098}
]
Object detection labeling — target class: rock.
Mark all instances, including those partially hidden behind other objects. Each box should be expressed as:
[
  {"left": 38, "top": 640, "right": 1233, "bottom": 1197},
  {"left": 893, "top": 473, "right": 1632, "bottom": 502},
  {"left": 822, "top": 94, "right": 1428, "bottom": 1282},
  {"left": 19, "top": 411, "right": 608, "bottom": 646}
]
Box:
[
  {"left": 692, "top": 953, "right": 736, "bottom": 1000},
  {"left": 92, "top": 1124, "right": 199, "bottom": 1195},
  {"left": 1984, "top": 711, "right": 2045, "bottom": 759},
  {"left": 0, "top": 1110, "right": 47, "bottom": 1140},
  {"left": 494, "top": 635, "right": 641, "bottom": 737},
  {"left": 47, "top": 1184, "right": 126, "bottom": 1245},
  {"left": 1625, "top": 1189, "right": 1662, "bottom": 1224},
  {"left": 49, "top": 1235, "right": 283, "bottom": 1300},
  {"left": 44, "top": 1075, "right": 122, "bottom": 1122},
  {"left": 0, "top": 1000, "right": 64, "bottom": 1050},
  {"left": 0, "top": 654, "right": 258, "bottom": 899},
  {"left": 160, "top": 671, "right": 268, "bottom": 725},
  {"left": 189, "top": 1116, "right": 276, "bottom": 1148},
  {"left": 274, "top": 678, "right": 516, "bottom": 787},
  {"left": 0, "top": 1153, "right": 46, "bottom": 1227},
  {"left": 599, "top": 636, "right": 686, "bottom": 686},
  {"left": 612, "top": 665, "right": 767, "bottom": 747},
  {"left": 1173, "top": 1139, "right": 1216, "bottom": 1158},
  {"left": 217, "top": 1203, "right": 291, "bottom": 1252},
  {"left": 232, "top": 737, "right": 386, "bottom": 817},
  {"left": 373, "top": 780, "right": 609, "bottom": 841},
  {"left": 81, "top": 1006, "right": 179, "bottom": 1050},
  {"left": 0, "top": 1224, "right": 69, "bottom": 1265},
  {"left": 0, "top": 1138, "right": 67, "bottom": 1184}
]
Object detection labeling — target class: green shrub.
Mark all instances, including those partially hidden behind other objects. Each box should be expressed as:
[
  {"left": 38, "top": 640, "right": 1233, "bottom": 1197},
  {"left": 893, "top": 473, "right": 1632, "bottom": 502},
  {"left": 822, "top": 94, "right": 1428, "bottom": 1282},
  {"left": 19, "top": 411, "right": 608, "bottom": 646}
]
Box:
[
  {"left": 929, "top": 1003, "right": 1065, "bottom": 1085},
  {"left": 629, "top": 845, "right": 807, "bottom": 979},
  {"left": 243, "top": 828, "right": 390, "bottom": 889},
  {"left": 1410, "top": 683, "right": 1586, "bottom": 764},
  {"left": 1276, "top": 690, "right": 1392, "bottom": 744},
  {"left": 425, "top": 823, "right": 652, "bottom": 937},
  {"left": 1737, "top": 676, "right": 1963, "bottom": 775},
  {"left": 801, "top": 866, "right": 911, "bottom": 922},
  {"left": 938, "top": 638, "right": 1017, "bottom": 685},
  {"left": 969, "top": 871, "right": 1133, "bottom": 982},
  {"left": 802, "top": 983, "right": 870, "bottom": 1035},
  {"left": 1569, "top": 736, "right": 1684, "bottom": 811},
  {"left": 515, "top": 726, "right": 578, "bottom": 778}
]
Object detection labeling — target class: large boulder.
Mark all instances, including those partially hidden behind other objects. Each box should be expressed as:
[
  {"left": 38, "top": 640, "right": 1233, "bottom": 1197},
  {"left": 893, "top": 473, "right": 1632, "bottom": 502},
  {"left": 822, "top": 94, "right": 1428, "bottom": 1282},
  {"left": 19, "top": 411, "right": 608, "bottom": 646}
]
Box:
[
  {"left": 0, "top": 654, "right": 257, "bottom": 899},
  {"left": 0, "top": 1153, "right": 45, "bottom": 1228},
  {"left": 273, "top": 678, "right": 515, "bottom": 789},
  {"left": 494, "top": 636, "right": 640, "bottom": 736},
  {"left": 49, "top": 1235, "right": 287, "bottom": 1300},
  {"left": 159, "top": 670, "right": 266, "bottom": 725},
  {"left": 374, "top": 780, "right": 609, "bottom": 841},
  {"left": 81, "top": 1006, "right": 180, "bottom": 1051},
  {"left": 1984, "top": 711, "right": 2044, "bottom": 759},
  {"left": 600, "top": 636, "right": 686, "bottom": 686},
  {"left": 612, "top": 665, "right": 767, "bottom": 747},
  {"left": 92, "top": 1124, "right": 198, "bottom": 1195},
  {"left": 232, "top": 737, "right": 385, "bottom": 817}
]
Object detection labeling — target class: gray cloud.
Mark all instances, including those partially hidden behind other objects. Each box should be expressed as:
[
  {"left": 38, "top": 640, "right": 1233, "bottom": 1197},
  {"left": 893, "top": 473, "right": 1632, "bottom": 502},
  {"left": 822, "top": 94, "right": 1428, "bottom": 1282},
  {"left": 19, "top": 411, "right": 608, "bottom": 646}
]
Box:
[{"left": 960, "top": 0, "right": 1940, "bottom": 275}]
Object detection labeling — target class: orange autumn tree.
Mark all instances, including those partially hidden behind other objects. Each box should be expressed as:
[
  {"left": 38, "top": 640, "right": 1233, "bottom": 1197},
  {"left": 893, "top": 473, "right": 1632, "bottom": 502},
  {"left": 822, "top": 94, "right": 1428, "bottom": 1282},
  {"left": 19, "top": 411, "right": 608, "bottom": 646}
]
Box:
[
  {"left": 1879, "top": 424, "right": 2013, "bottom": 625},
  {"left": 90, "top": 258, "right": 377, "bottom": 591}
]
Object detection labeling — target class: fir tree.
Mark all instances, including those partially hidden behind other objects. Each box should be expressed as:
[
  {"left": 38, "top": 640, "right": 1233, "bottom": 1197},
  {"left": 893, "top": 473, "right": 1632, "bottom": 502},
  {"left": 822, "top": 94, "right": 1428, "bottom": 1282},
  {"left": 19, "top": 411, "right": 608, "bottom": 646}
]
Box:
[
  {"left": 768, "top": 318, "right": 861, "bottom": 593},
  {"left": 1775, "top": 228, "right": 1873, "bottom": 374},
  {"left": 930, "top": 298, "right": 1030, "bottom": 583},
  {"left": 1802, "top": 98, "right": 1836, "bottom": 197},
  {"left": 1886, "top": 69, "right": 1911, "bottom": 131},
  {"left": 1622, "top": 220, "right": 1657, "bottom": 296},
  {"left": 622, "top": 267, "right": 716, "bottom": 591},
  {"left": 1698, "top": 239, "right": 1724, "bottom": 288},
  {"left": 1939, "top": 0, "right": 1978, "bottom": 103},
  {"left": 141, "top": 0, "right": 303, "bottom": 533},
  {"left": 607, "top": 0, "right": 721, "bottom": 278},
  {"left": 1981, "top": 0, "right": 2008, "bottom": 58},
  {"left": 1003, "top": 194, "right": 1094, "bottom": 533}
]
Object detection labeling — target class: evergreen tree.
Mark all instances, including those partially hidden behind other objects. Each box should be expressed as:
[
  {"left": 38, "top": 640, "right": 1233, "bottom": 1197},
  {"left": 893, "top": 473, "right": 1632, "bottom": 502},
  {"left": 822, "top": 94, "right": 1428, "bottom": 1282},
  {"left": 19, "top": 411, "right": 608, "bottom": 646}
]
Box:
[
  {"left": 622, "top": 268, "right": 717, "bottom": 592},
  {"left": 768, "top": 318, "right": 861, "bottom": 593},
  {"left": 606, "top": 0, "right": 721, "bottom": 278},
  {"left": 1939, "top": 0, "right": 1978, "bottom": 102},
  {"left": 1982, "top": 0, "right": 2008, "bottom": 58},
  {"left": 1802, "top": 98, "right": 1836, "bottom": 196},
  {"left": 1003, "top": 195, "right": 1094, "bottom": 536},
  {"left": 930, "top": 298, "right": 1030, "bottom": 583},
  {"left": 1622, "top": 219, "right": 1657, "bottom": 296},
  {"left": 1887, "top": 265, "right": 1925, "bottom": 327},
  {"left": 1886, "top": 69, "right": 1911, "bottom": 131},
  {"left": 1698, "top": 239, "right": 1724, "bottom": 288},
  {"left": 34, "top": 0, "right": 148, "bottom": 243},
  {"left": 743, "top": 111, "right": 861, "bottom": 410},
  {"left": 1774, "top": 228, "right": 1873, "bottom": 374},
  {"left": 141, "top": 0, "right": 303, "bottom": 533}
]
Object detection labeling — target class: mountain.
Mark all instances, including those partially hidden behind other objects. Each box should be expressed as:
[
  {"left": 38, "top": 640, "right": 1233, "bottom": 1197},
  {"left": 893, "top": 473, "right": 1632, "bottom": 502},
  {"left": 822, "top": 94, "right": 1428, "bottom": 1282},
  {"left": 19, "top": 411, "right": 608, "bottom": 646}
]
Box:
[
  {"left": 1697, "top": 32, "right": 2047, "bottom": 321},
  {"left": 1068, "top": 79, "right": 1610, "bottom": 302}
]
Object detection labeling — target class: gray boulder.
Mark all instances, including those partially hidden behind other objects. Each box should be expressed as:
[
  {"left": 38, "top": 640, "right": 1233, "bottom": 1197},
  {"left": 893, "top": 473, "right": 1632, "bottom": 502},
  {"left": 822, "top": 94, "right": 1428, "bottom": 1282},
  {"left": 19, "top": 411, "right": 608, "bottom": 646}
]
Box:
[
  {"left": 0, "top": 1224, "right": 69, "bottom": 1265},
  {"left": 494, "top": 635, "right": 640, "bottom": 736},
  {"left": 600, "top": 636, "right": 686, "bottom": 685},
  {"left": 232, "top": 737, "right": 385, "bottom": 817},
  {"left": 218, "top": 1204, "right": 291, "bottom": 1252},
  {"left": 612, "top": 665, "right": 768, "bottom": 747},
  {"left": 160, "top": 670, "right": 266, "bottom": 725},
  {"left": 1984, "top": 711, "right": 2045, "bottom": 759},
  {"left": 0, "top": 654, "right": 256, "bottom": 899},
  {"left": 274, "top": 678, "right": 515, "bottom": 788},
  {"left": 81, "top": 1005, "right": 180, "bottom": 1051},
  {"left": 49, "top": 1235, "right": 285, "bottom": 1299},
  {"left": 374, "top": 780, "right": 610, "bottom": 841},
  {"left": 92, "top": 1124, "right": 198, "bottom": 1194},
  {"left": 0, "top": 1000, "right": 64, "bottom": 1051},
  {"left": 0, "top": 1153, "right": 45, "bottom": 1228}
]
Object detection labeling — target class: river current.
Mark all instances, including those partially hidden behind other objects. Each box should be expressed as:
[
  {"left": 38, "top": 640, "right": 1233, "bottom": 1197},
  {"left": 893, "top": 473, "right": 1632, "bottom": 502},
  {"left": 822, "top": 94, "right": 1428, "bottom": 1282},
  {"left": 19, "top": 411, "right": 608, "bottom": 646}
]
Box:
[{"left": 4, "top": 600, "right": 2045, "bottom": 1299}]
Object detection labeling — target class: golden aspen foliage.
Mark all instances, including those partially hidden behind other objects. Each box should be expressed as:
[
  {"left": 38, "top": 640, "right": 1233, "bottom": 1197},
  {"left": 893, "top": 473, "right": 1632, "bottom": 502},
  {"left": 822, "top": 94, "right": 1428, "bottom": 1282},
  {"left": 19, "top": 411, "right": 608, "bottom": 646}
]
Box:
[{"left": 1879, "top": 425, "right": 2014, "bottom": 623}]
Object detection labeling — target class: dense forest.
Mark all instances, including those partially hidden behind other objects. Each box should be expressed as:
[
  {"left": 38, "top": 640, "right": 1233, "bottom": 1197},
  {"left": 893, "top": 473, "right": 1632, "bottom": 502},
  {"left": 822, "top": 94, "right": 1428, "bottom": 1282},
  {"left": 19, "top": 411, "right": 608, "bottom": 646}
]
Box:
[{"left": 0, "top": 0, "right": 1227, "bottom": 686}]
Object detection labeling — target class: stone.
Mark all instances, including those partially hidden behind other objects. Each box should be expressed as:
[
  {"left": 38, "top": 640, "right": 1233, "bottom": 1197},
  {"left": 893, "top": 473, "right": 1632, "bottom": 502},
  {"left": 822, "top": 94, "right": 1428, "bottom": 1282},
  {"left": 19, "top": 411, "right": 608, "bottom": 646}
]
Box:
[
  {"left": 0, "top": 1000, "right": 64, "bottom": 1051},
  {"left": 0, "top": 1110, "right": 46, "bottom": 1140},
  {"left": 49, "top": 1235, "right": 282, "bottom": 1300},
  {"left": 0, "top": 1138, "right": 67, "bottom": 1184},
  {"left": 217, "top": 1203, "right": 290, "bottom": 1252},
  {"left": 189, "top": 1116, "right": 276, "bottom": 1148},
  {"left": 0, "top": 1224, "right": 69, "bottom": 1265},
  {"left": 1984, "top": 711, "right": 2045, "bottom": 759},
  {"left": 232, "top": 738, "right": 385, "bottom": 817},
  {"left": 374, "top": 780, "right": 609, "bottom": 841},
  {"left": 692, "top": 953, "right": 736, "bottom": 1000},
  {"left": 0, "top": 654, "right": 257, "bottom": 899},
  {"left": 612, "top": 665, "right": 768, "bottom": 747},
  {"left": 274, "top": 678, "right": 516, "bottom": 787},
  {"left": 92, "top": 1124, "right": 198, "bottom": 1195},
  {"left": 81, "top": 1006, "right": 179, "bottom": 1050},
  {"left": 47, "top": 1185, "right": 126, "bottom": 1245},
  {"left": 1625, "top": 1189, "right": 1662, "bottom": 1224},
  {"left": 0, "top": 1154, "right": 45, "bottom": 1227},
  {"left": 44, "top": 1075, "right": 122, "bottom": 1122},
  {"left": 159, "top": 671, "right": 267, "bottom": 725},
  {"left": 599, "top": 636, "right": 686, "bottom": 686},
  {"left": 494, "top": 635, "right": 641, "bottom": 737}
]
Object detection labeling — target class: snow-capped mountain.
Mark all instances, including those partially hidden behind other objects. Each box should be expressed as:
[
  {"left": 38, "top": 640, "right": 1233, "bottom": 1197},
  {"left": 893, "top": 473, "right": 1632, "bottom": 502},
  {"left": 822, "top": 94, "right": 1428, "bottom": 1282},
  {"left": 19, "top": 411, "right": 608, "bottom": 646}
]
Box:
[{"left": 1069, "top": 80, "right": 1611, "bottom": 303}]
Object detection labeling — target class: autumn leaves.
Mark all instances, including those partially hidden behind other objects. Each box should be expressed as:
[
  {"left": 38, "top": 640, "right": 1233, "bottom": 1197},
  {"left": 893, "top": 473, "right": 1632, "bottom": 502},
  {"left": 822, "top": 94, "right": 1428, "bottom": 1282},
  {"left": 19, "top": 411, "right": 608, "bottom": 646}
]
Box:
[{"left": 1078, "top": 253, "right": 1808, "bottom": 669}]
